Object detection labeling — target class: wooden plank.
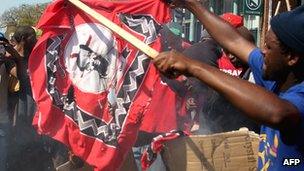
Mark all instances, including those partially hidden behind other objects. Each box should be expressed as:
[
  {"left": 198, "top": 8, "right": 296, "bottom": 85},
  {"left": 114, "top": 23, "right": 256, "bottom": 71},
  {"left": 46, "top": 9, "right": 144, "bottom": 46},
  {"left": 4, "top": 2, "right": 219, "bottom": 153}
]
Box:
[{"left": 68, "top": 0, "right": 159, "bottom": 58}]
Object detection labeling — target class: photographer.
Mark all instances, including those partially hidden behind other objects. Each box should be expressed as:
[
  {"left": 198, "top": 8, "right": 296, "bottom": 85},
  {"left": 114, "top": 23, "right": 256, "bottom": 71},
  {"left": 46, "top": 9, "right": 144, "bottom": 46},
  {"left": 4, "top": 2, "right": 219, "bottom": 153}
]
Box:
[
  {"left": 2, "top": 26, "right": 55, "bottom": 170},
  {"left": 0, "top": 32, "right": 16, "bottom": 171}
]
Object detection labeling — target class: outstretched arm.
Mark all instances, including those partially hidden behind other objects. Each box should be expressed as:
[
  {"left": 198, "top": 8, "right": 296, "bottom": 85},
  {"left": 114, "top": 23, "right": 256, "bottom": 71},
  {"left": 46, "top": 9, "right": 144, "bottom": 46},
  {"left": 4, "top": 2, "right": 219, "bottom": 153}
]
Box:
[
  {"left": 154, "top": 50, "right": 301, "bottom": 133},
  {"left": 170, "top": 0, "right": 256, "bottom": 64}
]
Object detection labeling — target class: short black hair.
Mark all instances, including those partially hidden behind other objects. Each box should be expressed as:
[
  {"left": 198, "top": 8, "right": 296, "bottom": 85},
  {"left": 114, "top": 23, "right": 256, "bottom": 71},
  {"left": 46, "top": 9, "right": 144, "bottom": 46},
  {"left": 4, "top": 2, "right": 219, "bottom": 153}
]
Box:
[
  {"left": 13, "top": 26, "right": 36, "bottom": 43},
  {"left": 13, "top": 26, "right": 37, "bottom": 59}
]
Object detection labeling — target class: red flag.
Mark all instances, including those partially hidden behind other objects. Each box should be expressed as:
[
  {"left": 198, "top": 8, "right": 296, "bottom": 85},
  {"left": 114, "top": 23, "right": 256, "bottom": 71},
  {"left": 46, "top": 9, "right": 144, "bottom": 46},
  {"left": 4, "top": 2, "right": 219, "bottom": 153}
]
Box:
[
  {"left": 139, "top": 76, "right": 192, "bottom": 134},
  {"left": 141, "top": 130, "right": 188, "bottom": 170},
  {"left": 29, "top": 0, "right": 170, "bottom": 170}
]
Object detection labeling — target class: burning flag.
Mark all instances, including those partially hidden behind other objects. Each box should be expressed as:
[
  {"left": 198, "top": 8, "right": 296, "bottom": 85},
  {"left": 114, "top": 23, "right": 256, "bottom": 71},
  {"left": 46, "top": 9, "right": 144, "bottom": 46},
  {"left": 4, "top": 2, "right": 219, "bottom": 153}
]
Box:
[{"left": 29, "top": 0, "right": 171, "bottom": 170}]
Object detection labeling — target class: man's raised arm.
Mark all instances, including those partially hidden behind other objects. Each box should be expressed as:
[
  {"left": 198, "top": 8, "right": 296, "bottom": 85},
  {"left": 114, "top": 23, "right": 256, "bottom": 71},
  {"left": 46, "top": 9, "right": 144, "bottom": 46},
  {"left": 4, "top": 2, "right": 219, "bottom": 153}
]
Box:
[{"left": 171, "top": 0, "right": 256, "bottom": 63}]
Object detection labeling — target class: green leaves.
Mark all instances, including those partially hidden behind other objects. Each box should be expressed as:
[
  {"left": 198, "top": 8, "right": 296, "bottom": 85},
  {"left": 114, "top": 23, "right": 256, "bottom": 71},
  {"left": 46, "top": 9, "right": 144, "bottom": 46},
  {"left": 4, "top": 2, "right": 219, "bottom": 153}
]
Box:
[{"left": 0, "top": 3, "right": 48, "bottom": 28}]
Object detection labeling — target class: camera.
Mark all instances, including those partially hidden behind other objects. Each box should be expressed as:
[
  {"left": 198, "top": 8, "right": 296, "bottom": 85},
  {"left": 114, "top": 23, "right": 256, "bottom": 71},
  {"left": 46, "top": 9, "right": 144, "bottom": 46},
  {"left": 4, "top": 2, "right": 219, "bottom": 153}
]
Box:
[{"left": 0, "top": 44, "right": 5, "bottom": 56}]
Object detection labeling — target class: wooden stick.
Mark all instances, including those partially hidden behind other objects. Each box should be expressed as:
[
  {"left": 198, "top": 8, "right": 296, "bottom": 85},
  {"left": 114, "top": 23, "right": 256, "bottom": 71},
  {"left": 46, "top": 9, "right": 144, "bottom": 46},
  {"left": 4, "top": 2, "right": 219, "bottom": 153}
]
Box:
[
  {"left": 274, "top": 1, "right": 281, "bottom": 16},
  {"left": 260, "top": 0, "right": 269, "bottom": 47},
  {"left": 68, "top": 0, "right": 159, "bottom": 58},
  {"left": 285, "top": 0, "right": 291, "bottom": 11}
]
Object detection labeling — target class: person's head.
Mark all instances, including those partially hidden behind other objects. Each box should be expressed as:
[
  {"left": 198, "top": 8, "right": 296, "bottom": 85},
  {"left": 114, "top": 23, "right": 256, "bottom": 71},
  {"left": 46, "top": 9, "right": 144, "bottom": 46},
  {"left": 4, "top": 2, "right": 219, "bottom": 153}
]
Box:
[
  {"left": 221, "top": 13, "right": 254, "bottom": 68},
  {"left": 262, "top": 5, "right": 304, "bottom": 81},
  {"left": 221, "top": 13, "right": 243, "bottom": 28},
  {"left": 12, "top": 26, "right": 37, "bottom": 58},
  {"left": 223, "top": 26, "right": 255, "bottom": 68}
]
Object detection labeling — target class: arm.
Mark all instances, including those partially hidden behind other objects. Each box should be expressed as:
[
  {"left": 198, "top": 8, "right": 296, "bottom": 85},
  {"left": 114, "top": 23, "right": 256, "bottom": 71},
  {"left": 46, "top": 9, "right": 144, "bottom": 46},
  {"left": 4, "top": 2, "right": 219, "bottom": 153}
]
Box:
[
  {"left": 153, "top": 50, "right": 301, "bottom": 132},
  {"left": 6, "top": 61, "right": 17, "bottom": 78},
  {"left": 172, "top": 0, "right": 256, "bottom": 64},
  {"left": 2, "top": 41, "right": 24, "bottom": 79}
]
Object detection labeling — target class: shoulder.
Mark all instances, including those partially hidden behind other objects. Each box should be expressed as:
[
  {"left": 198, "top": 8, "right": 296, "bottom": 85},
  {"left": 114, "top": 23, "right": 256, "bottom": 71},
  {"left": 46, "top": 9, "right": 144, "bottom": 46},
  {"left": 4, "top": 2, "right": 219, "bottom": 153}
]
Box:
[
  {"left": 280, "top": 83, "right": 304, "bottom": 113},
  {"left": 248, "top": 48, "right": 263, "bottom": 67}
]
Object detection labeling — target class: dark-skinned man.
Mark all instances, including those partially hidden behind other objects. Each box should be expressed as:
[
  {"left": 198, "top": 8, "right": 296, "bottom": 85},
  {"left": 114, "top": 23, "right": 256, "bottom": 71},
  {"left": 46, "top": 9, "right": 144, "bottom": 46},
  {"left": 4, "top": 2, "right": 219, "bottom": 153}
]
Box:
[{"left": 154, "top": 1, "right": 304, "bottom": 170}]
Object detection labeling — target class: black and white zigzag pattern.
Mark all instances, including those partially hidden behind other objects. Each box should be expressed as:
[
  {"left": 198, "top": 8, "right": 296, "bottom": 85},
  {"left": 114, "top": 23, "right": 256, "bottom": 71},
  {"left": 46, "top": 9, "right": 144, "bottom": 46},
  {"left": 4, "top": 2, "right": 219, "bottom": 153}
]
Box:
[
  {"left": 115, "top": 14, "right": 161, "bottom": 128},
  {"left": 46, "top": 35, "right": 65, "bottom": 108},
  {"left": 45, "top": 14, "right": 161, "bottom": 146}
]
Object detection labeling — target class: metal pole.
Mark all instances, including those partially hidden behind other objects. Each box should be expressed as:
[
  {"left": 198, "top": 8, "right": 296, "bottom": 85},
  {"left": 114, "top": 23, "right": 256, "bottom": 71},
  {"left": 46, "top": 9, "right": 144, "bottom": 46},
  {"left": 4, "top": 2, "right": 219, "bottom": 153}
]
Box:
[{"left": 189, "top": 13, "right": 195, "bottom": 42}]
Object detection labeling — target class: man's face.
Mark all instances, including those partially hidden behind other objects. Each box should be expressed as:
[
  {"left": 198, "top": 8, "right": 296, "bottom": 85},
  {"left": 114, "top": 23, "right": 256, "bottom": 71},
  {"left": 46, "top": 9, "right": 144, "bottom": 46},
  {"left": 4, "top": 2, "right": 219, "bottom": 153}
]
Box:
[
  {"left": 262, "top": 29, "right": 289, "bottom": 80},
  {"left": 223, "top": 49, "right": 244, "bottom": 69}
]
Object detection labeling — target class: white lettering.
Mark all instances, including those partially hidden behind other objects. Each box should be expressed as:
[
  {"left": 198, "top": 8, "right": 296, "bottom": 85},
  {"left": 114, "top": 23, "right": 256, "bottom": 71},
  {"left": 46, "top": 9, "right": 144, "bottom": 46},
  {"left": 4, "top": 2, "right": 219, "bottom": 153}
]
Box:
[
  {"left": 220, "top": 69, "right": 242, "bottom": 76},
  {"left": 283, "top": 158, "right": 301, "bottom": 166},
  {"left": 295, "top": 159, "right": 301, "bottom": 165},
  {"left": 283, "top": 159, "right": 290, "bottom": 165},
  {"left": 290, "top": 159, "right": 295, "bottom": 165}
]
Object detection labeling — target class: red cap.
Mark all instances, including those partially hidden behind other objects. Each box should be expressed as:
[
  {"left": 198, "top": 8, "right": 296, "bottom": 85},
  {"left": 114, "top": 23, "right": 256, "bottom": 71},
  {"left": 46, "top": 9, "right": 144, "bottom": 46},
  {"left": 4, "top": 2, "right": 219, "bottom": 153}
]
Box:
[{"left": 221, "top": 13, "right": 243, "bottom": 28}]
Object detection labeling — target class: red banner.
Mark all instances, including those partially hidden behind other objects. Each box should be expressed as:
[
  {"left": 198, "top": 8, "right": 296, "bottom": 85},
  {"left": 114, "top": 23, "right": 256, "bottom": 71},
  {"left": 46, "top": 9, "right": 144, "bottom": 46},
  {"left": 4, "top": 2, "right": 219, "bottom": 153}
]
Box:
[{"left": 29, "top": 0, "right": 170, "bottom": 170}]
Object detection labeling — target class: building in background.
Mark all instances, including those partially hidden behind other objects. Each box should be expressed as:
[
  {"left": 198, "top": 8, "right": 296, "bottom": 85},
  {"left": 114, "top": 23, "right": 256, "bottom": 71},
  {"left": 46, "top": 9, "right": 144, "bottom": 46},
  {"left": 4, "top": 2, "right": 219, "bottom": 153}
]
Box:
[
  {"left": 173, "top": 0, "right": 263, "bottom": 44},
  {"left": 173, "top": 0, "right": 303, "bottom": 45}
]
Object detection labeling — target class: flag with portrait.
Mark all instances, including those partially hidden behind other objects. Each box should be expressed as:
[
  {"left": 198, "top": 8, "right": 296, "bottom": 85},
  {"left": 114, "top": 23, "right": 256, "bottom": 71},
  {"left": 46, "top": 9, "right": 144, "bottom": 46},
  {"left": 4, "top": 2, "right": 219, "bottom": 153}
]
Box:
[{"left": 29, "top": 0, "right": 170, "bottom": 170}]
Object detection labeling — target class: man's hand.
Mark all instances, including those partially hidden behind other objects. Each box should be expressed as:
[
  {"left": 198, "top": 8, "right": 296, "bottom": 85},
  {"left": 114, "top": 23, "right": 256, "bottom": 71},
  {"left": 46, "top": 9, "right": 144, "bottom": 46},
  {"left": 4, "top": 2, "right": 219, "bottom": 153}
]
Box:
[
  {"left": 153, "top": 49, "right": 194, "bottom": 79},
  {"left": 0, "top": 41, "right": 22, "bottom": 61}
]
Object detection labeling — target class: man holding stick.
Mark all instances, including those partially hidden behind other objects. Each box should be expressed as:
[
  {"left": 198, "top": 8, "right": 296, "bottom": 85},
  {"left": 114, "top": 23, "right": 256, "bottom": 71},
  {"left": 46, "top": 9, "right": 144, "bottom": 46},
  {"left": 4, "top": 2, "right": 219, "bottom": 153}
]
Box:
[{"left": 153, "top": 1, "right": 304, "bottom": 170}]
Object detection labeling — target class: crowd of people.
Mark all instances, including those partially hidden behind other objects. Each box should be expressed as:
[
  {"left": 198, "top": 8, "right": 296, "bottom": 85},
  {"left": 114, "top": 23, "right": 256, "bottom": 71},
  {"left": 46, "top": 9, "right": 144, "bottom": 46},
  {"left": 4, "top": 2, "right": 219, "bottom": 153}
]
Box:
[
  {"left": 153, "top": 0, "right": 304, "bottom": 171},
  {"left": 0, "top": 26, "right": 84, "bottom": 171},
  {"left": 132, "top": 13, "right": 261, "bottom": 170},
  {"left": 0, "top": 0, "right": 304, "bottom": 171}
]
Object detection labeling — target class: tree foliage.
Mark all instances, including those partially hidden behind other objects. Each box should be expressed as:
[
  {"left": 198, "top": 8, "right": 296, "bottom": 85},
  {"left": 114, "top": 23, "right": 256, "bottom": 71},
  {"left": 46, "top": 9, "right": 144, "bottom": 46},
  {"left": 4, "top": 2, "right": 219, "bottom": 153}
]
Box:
[{"left": 0, "top": 3, "right": 48, "bottom": 28}]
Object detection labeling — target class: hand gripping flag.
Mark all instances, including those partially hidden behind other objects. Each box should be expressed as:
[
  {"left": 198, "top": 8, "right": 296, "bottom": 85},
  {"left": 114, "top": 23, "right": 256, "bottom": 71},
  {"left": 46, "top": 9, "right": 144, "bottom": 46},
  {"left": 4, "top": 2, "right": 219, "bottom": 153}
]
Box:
[{"left": 29, "top": 0, "right": 170, "bottom": 170}]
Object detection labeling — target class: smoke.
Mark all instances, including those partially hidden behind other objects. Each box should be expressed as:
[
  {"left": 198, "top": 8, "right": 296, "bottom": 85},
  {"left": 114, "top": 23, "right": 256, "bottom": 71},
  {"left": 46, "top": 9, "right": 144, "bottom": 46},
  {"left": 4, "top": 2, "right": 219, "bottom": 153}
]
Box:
[{"left": 195, "top": 83, "right": 260, "bottom": 135}]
